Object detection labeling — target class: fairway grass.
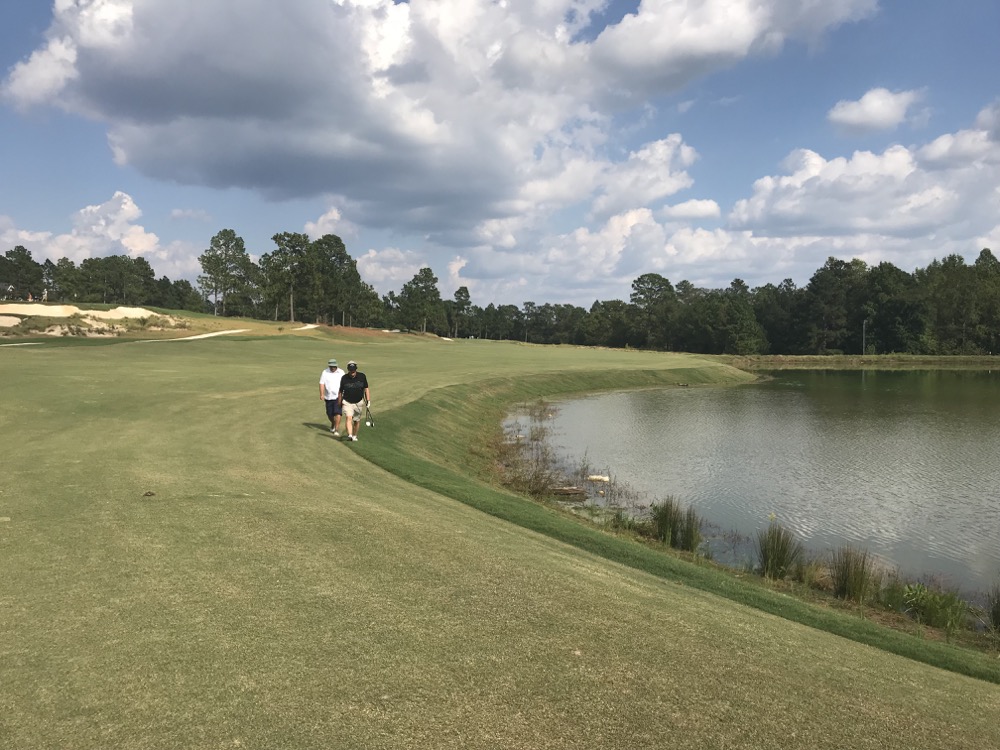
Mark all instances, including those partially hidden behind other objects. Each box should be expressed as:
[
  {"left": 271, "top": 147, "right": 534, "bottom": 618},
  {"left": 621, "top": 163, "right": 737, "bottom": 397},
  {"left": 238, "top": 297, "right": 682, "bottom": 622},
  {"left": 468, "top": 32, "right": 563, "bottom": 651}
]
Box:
[{"left": 2, "top": 328, "right": 1000, "bottom": 749}]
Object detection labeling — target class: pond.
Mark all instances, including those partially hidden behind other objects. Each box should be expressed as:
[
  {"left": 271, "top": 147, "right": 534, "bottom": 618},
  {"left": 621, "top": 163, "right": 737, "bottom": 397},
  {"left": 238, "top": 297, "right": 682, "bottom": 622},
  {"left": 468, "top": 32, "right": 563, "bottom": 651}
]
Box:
[{"left": 540, "top": 370, "right": 1000, "bottom": 595}]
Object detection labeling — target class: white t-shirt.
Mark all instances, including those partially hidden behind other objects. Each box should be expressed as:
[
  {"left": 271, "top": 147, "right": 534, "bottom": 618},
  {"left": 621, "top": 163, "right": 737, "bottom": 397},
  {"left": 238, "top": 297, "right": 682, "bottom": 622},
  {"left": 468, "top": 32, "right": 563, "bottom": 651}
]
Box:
[{"left": 320, "top": 368, "right": 344, "bottom": 400}]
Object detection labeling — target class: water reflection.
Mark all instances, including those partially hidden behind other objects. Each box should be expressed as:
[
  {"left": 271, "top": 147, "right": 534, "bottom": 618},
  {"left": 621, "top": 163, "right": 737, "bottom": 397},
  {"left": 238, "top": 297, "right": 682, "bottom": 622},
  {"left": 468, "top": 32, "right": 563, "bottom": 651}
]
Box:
[{"left": 543, "top": 370, "right": 1000, "bottom": 594}]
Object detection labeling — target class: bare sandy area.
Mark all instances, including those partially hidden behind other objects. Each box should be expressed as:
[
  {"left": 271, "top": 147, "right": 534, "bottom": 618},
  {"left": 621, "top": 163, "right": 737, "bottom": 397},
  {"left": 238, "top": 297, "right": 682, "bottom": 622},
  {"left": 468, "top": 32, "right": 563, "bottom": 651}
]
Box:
[
  {"left": 0, "top": 303, "right": 160, "bottom": 320},
  {"left": 142, "top": 330, "right": 250, "bottom": 341},
  {"left": 0, "top": 303, "right": 184, "bottom": 340}
]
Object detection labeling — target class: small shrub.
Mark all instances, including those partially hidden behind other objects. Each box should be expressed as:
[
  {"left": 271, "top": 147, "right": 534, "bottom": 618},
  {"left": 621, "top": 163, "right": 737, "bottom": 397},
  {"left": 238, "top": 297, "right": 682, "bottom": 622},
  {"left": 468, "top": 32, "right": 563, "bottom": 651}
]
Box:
[
  {"left": 830, "top": 545, "right": 878, "bottom": 603},
  {"left": 905, "top": 583, "right": 970, "bottom": 640},
  {"left": 608, "top": 508, "right": 636, "bottom": 533},
  {"left": 936, "top": 592, "right": 970, "bottom": 642},
  {"left": 755, "top": 520, "right": 803, "bottom": 580},
  {"left": 904, "top": 582, "right": 930, "bottom": 624},
  {"left": 879, "top": 571, "right": 907, "bottom": 612},
  {"left": 492, "top": 410, "right": 564, "bottom": 498}
]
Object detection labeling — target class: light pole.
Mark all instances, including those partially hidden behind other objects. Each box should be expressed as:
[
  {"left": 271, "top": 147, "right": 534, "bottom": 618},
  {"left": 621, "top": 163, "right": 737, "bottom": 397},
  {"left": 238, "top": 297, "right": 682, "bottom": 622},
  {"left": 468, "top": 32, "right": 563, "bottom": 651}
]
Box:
[{"left": 862, "top": 318, "right": 867, "bottom": 355}]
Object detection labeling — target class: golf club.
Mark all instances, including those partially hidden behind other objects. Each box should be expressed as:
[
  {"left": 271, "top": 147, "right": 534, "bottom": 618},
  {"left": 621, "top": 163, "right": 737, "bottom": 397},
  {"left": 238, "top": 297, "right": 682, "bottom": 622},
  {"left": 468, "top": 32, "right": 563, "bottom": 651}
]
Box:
[{"left": 365, "top": 401, "right": 375, "bottom": 428}]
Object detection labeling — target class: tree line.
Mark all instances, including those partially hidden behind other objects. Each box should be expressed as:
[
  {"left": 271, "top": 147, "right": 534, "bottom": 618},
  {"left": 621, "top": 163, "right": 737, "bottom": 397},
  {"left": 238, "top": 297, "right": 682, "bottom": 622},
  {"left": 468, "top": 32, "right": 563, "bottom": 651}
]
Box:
[
  {"left": 0, "top": 245, "right": 204, "bottom": 312},
  {"left": 3, "top": 232, "right": 999, "bottom": 355}
]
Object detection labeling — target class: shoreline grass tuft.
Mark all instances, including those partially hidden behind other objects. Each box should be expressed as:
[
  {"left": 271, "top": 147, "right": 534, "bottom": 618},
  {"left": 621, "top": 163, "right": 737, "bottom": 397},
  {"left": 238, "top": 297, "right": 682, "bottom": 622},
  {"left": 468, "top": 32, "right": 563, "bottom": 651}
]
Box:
[
  {"left": 756, "top": 520, "right": 804, "bottom": 580},
  {"left": 830, "top": 545, "right": 880, "bottom": 604}
]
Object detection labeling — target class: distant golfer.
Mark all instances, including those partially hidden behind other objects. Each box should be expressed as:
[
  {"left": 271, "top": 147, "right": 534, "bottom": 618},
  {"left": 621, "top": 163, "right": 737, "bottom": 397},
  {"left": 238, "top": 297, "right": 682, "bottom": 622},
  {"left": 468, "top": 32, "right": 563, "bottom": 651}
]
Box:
[
  {"left": 337, "top": 360, "right": 370, "bottom": 442},
  {"left": 319, "top": 358, "right": 345, "bottom": 436}
]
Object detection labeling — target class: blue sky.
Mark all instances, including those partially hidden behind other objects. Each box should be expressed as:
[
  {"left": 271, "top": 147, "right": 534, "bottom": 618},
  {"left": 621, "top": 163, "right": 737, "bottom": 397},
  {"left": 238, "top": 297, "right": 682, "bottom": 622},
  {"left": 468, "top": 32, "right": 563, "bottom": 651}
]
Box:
[{"left": 2, "top": 1, "right": 998, "bottom": 307}]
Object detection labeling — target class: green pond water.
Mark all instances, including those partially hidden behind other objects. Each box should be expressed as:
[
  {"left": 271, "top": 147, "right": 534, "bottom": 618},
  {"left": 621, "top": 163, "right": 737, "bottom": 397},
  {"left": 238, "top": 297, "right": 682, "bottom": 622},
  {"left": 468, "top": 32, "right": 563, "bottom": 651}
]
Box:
[{"left": 541, "top": 370, "right": 1000, "bottom": 595}]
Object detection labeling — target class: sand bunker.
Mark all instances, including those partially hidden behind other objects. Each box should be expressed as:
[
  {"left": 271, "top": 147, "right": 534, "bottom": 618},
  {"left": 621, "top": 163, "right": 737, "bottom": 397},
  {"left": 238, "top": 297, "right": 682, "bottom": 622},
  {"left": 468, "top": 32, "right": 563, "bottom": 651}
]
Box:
[
  {"left": 0, "top": 303, "right": 159, "bottom": 320},
  {"left": 1, "top": 303, "right": 251, "bottom": 342},
  {"left": 0, "top": 302, "right": 169, "bottom": 336},
  {"left": 0, "top": 303, "right": 184, "bottom": 339}
]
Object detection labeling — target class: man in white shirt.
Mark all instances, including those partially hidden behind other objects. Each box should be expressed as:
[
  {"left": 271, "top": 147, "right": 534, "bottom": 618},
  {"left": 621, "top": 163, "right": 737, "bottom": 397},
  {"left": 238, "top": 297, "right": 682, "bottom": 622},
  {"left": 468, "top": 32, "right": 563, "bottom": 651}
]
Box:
[{"left": 319, "top": 358, "right": 345, "bottom": 436}]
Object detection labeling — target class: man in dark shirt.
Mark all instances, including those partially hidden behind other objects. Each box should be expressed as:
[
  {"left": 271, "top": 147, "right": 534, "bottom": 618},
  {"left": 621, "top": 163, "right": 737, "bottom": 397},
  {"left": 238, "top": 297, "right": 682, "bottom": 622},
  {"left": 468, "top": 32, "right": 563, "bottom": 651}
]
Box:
[{"left": 337, "top": 360, "right": 371, "bottom": 442}]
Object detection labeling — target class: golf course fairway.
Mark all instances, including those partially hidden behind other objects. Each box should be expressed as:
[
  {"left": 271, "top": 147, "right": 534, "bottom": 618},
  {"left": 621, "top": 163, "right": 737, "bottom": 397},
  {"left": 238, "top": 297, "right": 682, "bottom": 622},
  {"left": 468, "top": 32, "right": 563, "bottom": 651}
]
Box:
[{"left": 2, "top": 324, "right": 999, "bottom": 749}]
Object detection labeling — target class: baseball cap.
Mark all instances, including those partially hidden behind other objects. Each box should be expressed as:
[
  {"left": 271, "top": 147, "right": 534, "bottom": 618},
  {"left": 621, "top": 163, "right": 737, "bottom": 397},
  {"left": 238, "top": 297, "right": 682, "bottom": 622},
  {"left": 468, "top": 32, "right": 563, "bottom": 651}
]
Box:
[
  {"left": 328, "top": 359, "right": 337, "bottom": 366},
  {"left": 347, "top": 360, "right": 357, "bottom": 370}
]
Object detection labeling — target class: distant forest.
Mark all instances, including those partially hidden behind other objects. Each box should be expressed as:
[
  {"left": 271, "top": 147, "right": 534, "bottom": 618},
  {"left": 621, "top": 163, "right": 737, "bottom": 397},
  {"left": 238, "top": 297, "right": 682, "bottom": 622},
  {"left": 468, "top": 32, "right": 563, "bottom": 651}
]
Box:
[{"left": 3, "top": 230, "right": 998, "bottom": 356}]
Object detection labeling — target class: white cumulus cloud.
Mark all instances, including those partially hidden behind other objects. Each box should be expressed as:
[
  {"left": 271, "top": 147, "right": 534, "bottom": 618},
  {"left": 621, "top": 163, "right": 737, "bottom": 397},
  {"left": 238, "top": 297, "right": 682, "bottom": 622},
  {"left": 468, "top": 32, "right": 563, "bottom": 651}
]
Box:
[
  {"left": 2, "top": 0, "right": 880, "bottom": 249},
  {"left": 1, "top": 193, "right": 200, "bottom": 279},
  {"left": 661, "top": 199, "right": 721, "bottom": 220},
  {"left": 304, "top": 206, "right": 359, "bottom": 240},
  {"left": 5, "top": 0, "right": 996, "bottom": 303},
  {"left": 356, "top": 246, "right": 426, "bottom": 292},
  {"left": 827, "top": 87, "right": 923, "bottom": 133}
]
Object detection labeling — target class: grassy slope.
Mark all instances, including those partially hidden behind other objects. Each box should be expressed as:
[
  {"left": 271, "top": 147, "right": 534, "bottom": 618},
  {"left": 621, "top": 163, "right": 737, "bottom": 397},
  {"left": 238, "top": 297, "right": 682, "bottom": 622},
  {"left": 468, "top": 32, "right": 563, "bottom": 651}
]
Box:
[{"left": 2, "top": 327, "right": 999, "bottom": 749}]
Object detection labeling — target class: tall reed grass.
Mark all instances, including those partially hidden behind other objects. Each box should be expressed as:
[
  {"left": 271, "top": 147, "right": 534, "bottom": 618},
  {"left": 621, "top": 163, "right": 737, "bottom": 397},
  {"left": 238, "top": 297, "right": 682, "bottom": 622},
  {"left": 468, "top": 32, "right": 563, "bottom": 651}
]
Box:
[
  {"left": 756, "top": 520, "right": 803, "bottom": 580},
  {"left": 987, "top": 586, "right": 1000, "bottom": 633},
  {"left": 679, "top": 506, "right": 702, "bottom": 553},
  {"left": 649, "top": 497, "right": 702, "bottom": 552},
  {"left": 650, "top": 497, "right": 684, "bottom": 547},
  {"left": 830, "top": 546, "right": 879, "bottom": 604}
]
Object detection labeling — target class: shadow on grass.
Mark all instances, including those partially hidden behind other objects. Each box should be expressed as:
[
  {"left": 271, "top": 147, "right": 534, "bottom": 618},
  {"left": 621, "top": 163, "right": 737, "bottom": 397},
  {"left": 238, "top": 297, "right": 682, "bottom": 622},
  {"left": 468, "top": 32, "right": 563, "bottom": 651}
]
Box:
[{"left": 302, "top": 422, "right": 341, "bottom": 439}]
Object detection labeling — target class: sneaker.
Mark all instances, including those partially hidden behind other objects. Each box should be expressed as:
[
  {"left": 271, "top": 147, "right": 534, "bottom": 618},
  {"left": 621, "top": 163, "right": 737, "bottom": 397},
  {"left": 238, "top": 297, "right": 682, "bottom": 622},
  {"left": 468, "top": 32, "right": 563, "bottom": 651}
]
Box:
[
  {"left": 351, "top": 435, "right": 358, "bottom": 442},
  {"left": 333, "top": 431, "right": 340, "bottom": 437}
]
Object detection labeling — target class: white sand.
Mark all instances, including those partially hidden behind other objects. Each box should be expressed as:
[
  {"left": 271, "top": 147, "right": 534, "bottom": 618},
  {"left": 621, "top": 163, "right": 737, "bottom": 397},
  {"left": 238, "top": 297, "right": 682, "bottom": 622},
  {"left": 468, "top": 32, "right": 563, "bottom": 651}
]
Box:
[
  {"left": 92, "top": 306, "right": 161, "bottom": 319},
  {"left": 0, "top": 303, "right": 161, "bottom": 319},
  {"left": 1, "top": 303, "right": 248, "bottom": 341},
  {"left": 0, "top": 303, "right": 83, "bottom": 317}
]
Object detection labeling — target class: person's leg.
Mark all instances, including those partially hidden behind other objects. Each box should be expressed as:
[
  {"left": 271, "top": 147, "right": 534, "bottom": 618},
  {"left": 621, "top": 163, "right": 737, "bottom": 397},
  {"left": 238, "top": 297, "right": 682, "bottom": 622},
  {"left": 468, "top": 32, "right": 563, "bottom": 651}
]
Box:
[
  {"left": 344, "top": 402, "right": 356, "bottom": 438},
  {"left": 351, "top": 403, "right": 362, "bottom": 439},
  {"left": 325, "top": 400, "right": 337, "bottom": 431},
  {"left": 333, "top": 401, "right": 342, "bottom": 435}
]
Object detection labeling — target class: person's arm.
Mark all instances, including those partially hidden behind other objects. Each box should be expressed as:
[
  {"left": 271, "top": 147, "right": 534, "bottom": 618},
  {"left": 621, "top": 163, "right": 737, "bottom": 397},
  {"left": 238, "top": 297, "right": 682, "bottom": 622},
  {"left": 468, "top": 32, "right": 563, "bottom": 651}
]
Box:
[{"left": 320, "top": 382, "right": 326, "bottom": 400}]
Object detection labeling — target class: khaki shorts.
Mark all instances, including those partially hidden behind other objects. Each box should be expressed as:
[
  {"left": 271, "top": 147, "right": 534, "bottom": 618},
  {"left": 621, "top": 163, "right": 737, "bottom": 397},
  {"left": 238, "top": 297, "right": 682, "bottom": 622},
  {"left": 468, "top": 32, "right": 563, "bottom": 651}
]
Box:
[{"left": 343, "top": 401, "right": 364, "bottom": 422}]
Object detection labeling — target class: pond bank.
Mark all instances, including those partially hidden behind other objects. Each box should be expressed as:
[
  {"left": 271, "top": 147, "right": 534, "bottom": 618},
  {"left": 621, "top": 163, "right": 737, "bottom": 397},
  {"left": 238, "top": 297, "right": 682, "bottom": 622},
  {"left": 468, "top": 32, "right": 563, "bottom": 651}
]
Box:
[{"left": 358, "top": 364, "right": 1000, "bottom": 684}]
